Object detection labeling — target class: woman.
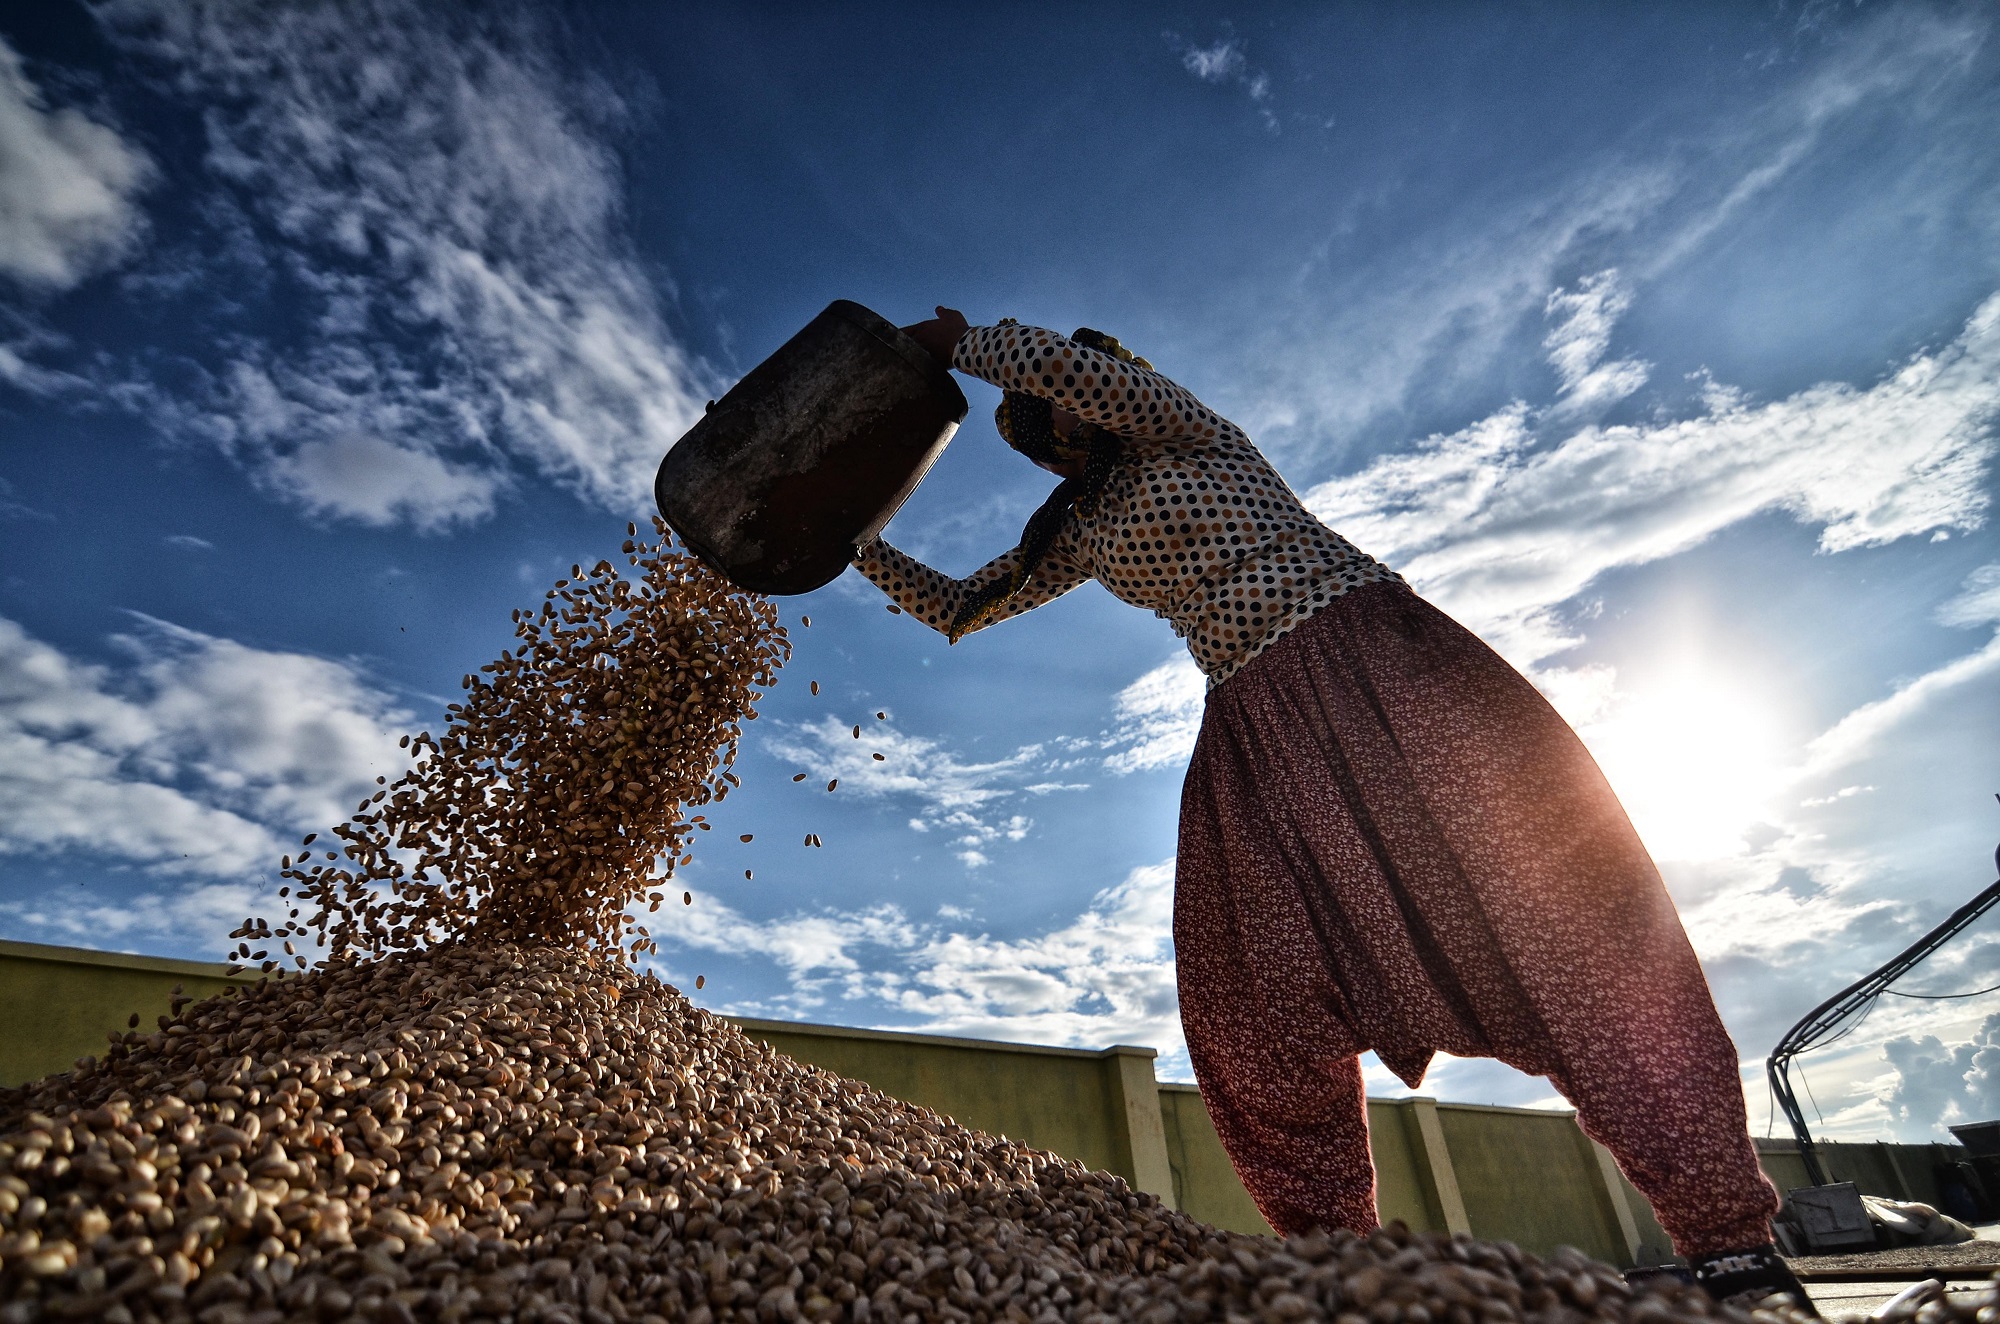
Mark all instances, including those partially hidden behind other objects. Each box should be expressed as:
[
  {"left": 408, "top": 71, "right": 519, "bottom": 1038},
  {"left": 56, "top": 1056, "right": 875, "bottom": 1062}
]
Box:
[{"left": 858, "top": 307, "right": 1808, "bottom": 1310}]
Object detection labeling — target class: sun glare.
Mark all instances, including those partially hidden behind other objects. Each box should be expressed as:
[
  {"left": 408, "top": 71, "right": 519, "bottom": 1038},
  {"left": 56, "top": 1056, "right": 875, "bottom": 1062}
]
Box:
[{"left": 1577, "top": 668, "right": 1789, "bottom": 864}]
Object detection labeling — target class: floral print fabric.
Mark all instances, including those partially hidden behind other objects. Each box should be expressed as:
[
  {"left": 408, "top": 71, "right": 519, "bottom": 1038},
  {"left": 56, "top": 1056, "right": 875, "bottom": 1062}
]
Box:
[{"left": 1175, "top": 581, "right": 1779, "bottom": 1254}]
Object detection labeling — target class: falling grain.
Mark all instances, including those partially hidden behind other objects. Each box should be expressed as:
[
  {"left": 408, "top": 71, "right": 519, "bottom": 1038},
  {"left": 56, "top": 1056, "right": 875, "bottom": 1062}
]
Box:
[{"left": 232, "top": 521, "right": 786, "bottom": 966}]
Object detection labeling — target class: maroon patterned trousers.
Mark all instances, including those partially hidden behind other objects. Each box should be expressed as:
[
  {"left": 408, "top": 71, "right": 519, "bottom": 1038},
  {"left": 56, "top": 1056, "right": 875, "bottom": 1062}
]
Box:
[{"left": 1175, "top": 582, "right": 1777, "bottom": 1255}]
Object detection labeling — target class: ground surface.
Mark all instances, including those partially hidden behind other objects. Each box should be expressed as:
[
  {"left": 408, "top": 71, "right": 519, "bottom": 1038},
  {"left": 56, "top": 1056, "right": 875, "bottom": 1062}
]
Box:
[{"left": 1789, "top": 1223, "right": 2000, "bottom": 1317}]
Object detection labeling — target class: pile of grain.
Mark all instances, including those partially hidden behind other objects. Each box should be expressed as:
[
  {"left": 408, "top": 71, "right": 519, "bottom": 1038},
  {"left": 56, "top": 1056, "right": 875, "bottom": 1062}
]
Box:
[
  {"left": 0, "top": 943, "right": 1831, "bottom": 1324},
  {"left": 0, "top": 523, "right": 1844, "bottom": 1321}
]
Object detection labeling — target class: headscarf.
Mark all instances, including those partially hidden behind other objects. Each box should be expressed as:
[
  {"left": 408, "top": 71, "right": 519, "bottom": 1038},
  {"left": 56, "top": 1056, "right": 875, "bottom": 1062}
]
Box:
[{"left": 946, "top": 327, "right": 1151, "bottom": 642}]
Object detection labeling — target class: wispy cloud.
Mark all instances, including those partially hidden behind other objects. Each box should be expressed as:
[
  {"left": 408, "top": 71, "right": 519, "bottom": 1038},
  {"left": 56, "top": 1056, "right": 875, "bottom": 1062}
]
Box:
[
  {"left": 1541, "top": 270, "right": 1650, "bottom": 415},
  {"left": 0, "top": 36, "right": 152, "bottom": 291},
  {"left": 1179, "top": 39, "right": 1246, "bottom": 84},
  {"left": 1167, "top": 30, "right": 1276, "bottom": 132},
  {"left": 58, "top": 0, "right": 714, "bottom": 530},
  {"left": 1227, "top": 6, "right": 1995, "bottom": 466},
  {"left": 1939, "top": 562, "right": 2000, "bottom": 629},
  {"left": 1101, "top": 657, "right": 1206, "bottom": 775},
  {"left": 1305, "top": 289, "right": 1999, "bottom": 667},
  {"left": 764, "top": 716, "right": 1077, "bottom": 867},
  {"left": 0, "top": 477, "right": 52, "bottom": 523},
  {"left": 1802, "top": 635, "right": 2000, "bottom": 781}
]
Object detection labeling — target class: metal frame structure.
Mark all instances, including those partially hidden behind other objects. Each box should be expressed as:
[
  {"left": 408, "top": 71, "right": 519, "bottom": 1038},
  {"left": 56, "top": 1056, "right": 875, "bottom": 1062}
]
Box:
[{"left": 1766, "top": 826, "right": 2000, "bottom": 1188}]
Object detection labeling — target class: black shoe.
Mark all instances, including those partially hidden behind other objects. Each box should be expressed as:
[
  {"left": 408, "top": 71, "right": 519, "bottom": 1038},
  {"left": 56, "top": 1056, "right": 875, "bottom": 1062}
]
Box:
[{"left": 1688, "top": 1244, "right": 1819, "bottom": 1316}]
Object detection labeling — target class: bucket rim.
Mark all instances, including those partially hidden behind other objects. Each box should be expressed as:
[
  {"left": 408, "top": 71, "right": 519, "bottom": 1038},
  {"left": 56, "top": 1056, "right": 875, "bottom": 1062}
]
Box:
[{"left": 823, "top": 299, "right": 968, "bottom": 419}]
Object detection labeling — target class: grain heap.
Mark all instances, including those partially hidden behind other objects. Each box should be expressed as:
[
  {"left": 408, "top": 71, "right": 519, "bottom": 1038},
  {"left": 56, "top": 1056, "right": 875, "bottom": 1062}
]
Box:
[
  {"left": 0, "top": 943, "right": 1834, "bottom": 1324},
  {"left": 0, "top": 524, "right": 1837, "bottom": 1323}
]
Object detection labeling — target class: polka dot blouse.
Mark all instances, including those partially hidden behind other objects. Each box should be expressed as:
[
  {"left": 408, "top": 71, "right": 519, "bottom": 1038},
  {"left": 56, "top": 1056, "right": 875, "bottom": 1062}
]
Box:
[{"left": 855, "top": 322, "right": 1402, "bottom": 686}]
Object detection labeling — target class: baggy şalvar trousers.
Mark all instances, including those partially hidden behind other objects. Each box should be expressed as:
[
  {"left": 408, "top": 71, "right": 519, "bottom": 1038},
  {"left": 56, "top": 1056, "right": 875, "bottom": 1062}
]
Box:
[{"left": 1175, "top": 581, "right": 1777, "bottom": 1254}]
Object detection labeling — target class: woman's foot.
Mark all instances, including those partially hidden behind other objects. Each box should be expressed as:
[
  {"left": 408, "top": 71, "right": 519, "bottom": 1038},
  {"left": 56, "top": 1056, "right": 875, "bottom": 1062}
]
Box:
[{"left": 1688, "top": 1244, "right": 1819, "bottom": 1316}]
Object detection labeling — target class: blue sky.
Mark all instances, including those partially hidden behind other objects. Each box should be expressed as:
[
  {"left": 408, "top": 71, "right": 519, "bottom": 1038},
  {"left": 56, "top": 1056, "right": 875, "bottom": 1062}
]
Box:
[{"left": 1, "top": 1, "right": 1997, "bottom": 1146}]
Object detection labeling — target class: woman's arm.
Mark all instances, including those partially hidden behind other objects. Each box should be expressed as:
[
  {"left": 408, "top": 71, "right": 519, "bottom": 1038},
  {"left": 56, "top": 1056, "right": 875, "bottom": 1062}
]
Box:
[
  {"left": 855, "top": 533, "right": 1089, "bottom": 637},
  {"left": 954, "top": 322, "right": 1230, "bottom": 443}
]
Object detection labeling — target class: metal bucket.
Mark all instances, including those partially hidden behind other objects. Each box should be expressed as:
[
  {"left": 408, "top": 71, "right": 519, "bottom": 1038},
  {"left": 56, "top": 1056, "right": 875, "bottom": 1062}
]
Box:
[{"left": 655, "top": 300, "right": 967, "bottom": 595}]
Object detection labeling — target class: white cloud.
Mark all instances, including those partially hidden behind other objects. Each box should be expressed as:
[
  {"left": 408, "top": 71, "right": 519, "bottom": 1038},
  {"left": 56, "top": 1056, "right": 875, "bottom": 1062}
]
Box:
[
  {"left": 0, "top": 36, "right": 151, "bottom": 289},
  {"left": 0, "top": 613, "right": 411, "bottom": 882},
  {"left": 4, "top": 880, "right": 261, "bottom": 959},
  {"left": 1232, "top": 166, "right": 1677, "bottom": 456},
  {"left": 1169, "top": 31, "right": 1276, "bottom": 132},
  {"left": 1101, "top": 656, "right": 1206, "bottom": 775},
  {"left": 262, "top": 433, "right": 505, "bottom": 531},
  {"left": 881, "top": 862, "right": 1181, "bottom": 1051},
  {"left": 1304, "top": 290, "right": 2000, "bottom": 667},
  {"left": 1802, "top": 632, "right": 2000, "bottom": 780},
  {"left": 765, "top": 717, "right": 1067, "bottom": 864},
  {"left": 1638, "top": 6, "right": 1984, "bottom": 280},
  {"left": 1881, "top": 1014, "right": 2000, "bottom": 1139},
  {"left": 1180, "top": 39, "right": 1246, "bottom": 84},
  {"left": 1939, "top": 563, "right": 2000, "bottom": 628},
  {"left": 652, "top": 861, "right": 1182, "bottom": 1057},
  {"left": 86, "top": 0, "right": 711, "bottom": 528},
  {"left": 1541, "top": 270, "right": 1650, "bottom": 414},
  {"left": 661, "top": 898, "right": 921, "bottom": 993}
]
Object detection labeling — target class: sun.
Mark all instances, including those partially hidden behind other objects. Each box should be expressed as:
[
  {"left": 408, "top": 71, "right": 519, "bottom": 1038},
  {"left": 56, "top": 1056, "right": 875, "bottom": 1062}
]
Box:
[{"left": 1575, "top": 666, "right": 1789, "bottom": 864}]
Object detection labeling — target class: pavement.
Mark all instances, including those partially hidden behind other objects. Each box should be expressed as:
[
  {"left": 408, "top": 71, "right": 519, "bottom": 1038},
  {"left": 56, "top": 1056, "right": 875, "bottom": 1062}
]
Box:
[
  {"left": 1794, "top": 1223, "right": 2000, "bottom": 1319},
  {"left": 1801, "top": 1279, "right": 1986, "bottom": 1319}
]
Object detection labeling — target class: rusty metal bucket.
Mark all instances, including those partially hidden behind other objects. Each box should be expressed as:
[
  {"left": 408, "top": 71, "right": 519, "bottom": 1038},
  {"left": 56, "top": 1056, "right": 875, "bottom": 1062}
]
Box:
[{"left": 655, "top": 300, "right": 967, "bottom": 595}]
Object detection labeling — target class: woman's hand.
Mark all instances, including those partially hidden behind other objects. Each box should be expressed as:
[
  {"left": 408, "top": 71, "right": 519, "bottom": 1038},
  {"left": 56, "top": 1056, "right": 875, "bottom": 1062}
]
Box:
[{"left": 901, "top": 306, "right": 969, "bottom": 370}]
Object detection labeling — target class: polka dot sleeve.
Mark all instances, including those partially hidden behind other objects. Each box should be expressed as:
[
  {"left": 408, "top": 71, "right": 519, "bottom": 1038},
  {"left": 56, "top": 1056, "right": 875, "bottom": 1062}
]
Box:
[
  {"left": 854, "top": 532, "right": 1090, "bottom": 638},
  {"left": 951, "top": 323, "right": 1230, "bottom": 444}
]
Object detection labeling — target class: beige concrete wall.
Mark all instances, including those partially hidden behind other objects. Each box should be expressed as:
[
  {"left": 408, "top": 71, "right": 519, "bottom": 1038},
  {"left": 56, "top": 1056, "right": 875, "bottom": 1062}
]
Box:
[
  {"left": 1754, "top": 1136, "right": 1971, "bottom": 1207},
  {"left": 0, "top": 939, "right": 1974, "bottom": 1268},
  {"left": 0, "top": 938, "right": 251, "bottom": 1086},
  {"left": 732, "top": 1017, "right": 1172, "bottom": 1201},
  {"left": 1158, "top": 1084, "right": 1271, "bottom": 1232},
  {"left": 1432, "top": 1101, "right": 1673, "bottom": 1267},
  {"left": 1364, "top": 1099, "right": 1445, "bottom": 1234}
]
